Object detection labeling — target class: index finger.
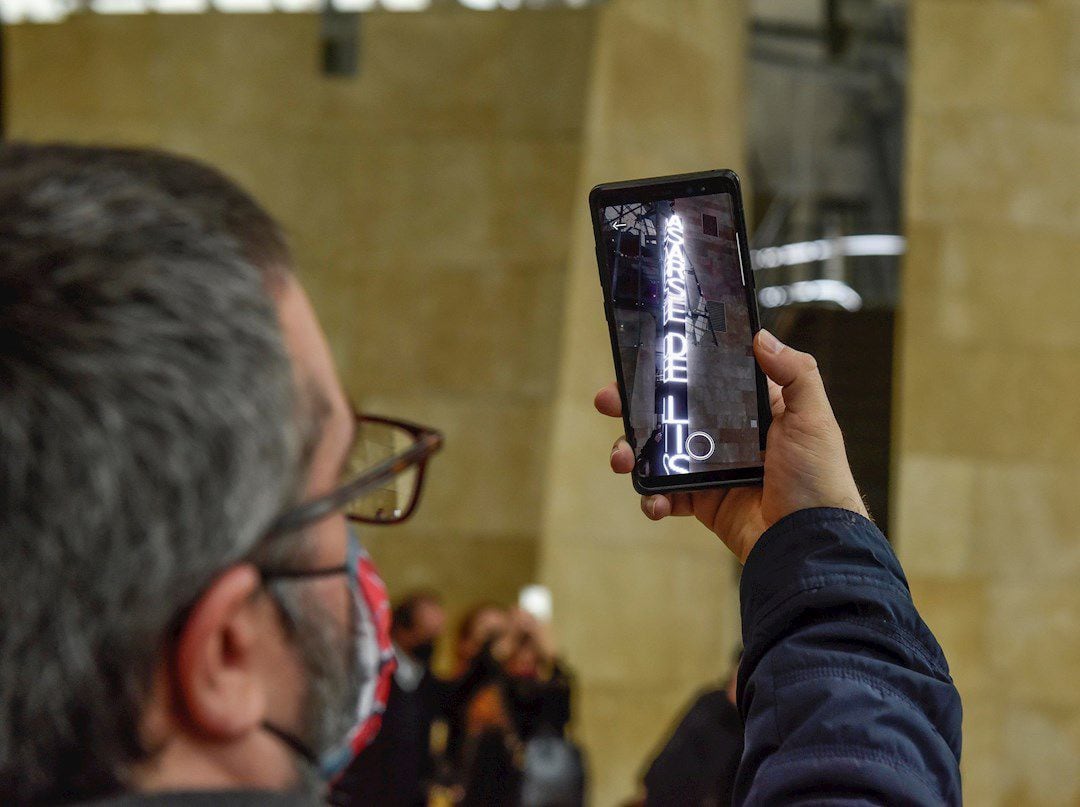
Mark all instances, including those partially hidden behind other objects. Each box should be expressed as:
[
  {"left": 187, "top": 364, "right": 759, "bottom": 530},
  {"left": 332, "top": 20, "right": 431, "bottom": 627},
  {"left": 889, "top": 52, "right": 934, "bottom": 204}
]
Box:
[{"left": 594, "top": 383, "right": 622, "bottom": 418}]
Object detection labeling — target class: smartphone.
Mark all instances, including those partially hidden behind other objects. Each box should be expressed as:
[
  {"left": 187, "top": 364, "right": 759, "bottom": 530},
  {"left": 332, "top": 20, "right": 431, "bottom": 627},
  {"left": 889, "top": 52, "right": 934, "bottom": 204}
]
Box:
[
  {"left": 518, "top": 584, "right": 553, "bottom": 623},
  {"left": 589, "top": 170, "right": 771, "bottom": 495}
]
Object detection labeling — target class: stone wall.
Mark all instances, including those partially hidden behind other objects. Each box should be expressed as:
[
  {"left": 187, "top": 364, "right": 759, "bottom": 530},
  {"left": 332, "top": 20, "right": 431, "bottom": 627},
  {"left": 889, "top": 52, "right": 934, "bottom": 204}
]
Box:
[
  {"left": 895, "top": 1, "right": 1080, "bottom": 804},
  {"left": 5, "top": 7, "right": 596, "bottom": 645}
]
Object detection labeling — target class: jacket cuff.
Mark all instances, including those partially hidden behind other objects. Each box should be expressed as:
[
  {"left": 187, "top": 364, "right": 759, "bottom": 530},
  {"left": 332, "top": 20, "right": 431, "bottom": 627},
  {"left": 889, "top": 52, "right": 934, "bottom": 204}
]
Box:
[{"left": 740, "top": 508, "right": 912, "bottom": 653}]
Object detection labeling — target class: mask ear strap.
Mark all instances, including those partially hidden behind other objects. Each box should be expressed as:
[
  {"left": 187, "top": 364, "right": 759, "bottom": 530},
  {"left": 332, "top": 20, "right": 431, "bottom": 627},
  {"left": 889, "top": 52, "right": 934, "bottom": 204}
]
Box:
[{"left": 261, "top": 720, "right": 319, "bottom": 767}]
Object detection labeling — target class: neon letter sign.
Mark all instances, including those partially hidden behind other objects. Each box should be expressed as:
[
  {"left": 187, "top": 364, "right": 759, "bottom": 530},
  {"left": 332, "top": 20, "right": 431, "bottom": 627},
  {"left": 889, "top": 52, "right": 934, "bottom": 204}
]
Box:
[{"left": 660, "top": 213, "right": 691, "bottom": 474}]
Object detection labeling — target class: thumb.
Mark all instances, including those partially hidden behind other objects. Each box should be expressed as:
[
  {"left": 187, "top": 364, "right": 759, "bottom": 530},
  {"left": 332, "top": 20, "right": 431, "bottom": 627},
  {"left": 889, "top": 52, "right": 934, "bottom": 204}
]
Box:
[{"left": 753, "top": 330, "right": 830, "bottom": 416}]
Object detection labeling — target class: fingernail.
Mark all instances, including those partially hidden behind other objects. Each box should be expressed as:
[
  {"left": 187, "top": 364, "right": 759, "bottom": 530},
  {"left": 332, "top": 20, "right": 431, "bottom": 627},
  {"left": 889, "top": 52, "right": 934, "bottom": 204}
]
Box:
[
  {"left": 648, "top": 499, "right": 657, "bottom": 517},
  {"left": 757, "top": 329, "right": 784, "bottom": 354}
]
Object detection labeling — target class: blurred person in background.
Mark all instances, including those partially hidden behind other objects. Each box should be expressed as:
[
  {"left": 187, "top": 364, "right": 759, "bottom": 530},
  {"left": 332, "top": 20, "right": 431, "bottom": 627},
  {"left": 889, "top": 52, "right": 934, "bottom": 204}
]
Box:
[
  {"left": 458, "top": 608, "right": 582, "bottom": 807},
  {"left": 494, "top": 608, "right": 572, "bottom": 752},
  {"left": 452, "top": 604, "right": 575, "bottom": 742},
  {"left": 502, "top": 607, "right": 583, "bottom": 807},
  {"left": 391, "top": 591, "right": 446, "bottom": 684},
  {"left": 333, "top": 591, "right": 447, "bottom": 807},
  {"left": 441, "top": 603, "right": 507, "bottom": 797},
  {"left": 0, "top": 144, "right": 441, "bottom": 806},
  {"left": 441, "top": 601, "right": 510, "bottom": 781},
  {"left": 639, "top": 650, "right": 743, "bottom": 807}
]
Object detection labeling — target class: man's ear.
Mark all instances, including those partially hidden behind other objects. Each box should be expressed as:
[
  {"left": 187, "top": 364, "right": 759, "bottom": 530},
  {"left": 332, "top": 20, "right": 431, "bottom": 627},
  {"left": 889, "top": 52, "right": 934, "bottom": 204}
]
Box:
[{"left": 174, "top": 564, "right": 270, "bottom": 739}]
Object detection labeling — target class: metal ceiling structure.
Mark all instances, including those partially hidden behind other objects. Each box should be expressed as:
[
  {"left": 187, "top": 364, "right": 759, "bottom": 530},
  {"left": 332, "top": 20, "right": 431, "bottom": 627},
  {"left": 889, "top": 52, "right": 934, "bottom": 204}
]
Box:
[{"left": 748, "top": 0, "right": 907, "bottom": 311}]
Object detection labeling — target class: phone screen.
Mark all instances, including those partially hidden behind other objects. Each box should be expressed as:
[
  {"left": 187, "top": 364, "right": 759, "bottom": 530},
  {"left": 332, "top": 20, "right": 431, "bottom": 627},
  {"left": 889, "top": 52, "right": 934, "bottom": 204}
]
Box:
[{"left": 597, "top": 185, "right": 767, "bottom": 486}]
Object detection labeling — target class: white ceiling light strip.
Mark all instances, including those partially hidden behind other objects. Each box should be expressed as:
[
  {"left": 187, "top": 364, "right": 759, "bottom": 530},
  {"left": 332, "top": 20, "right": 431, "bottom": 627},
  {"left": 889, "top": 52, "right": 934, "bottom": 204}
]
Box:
[
  {"left": 2, "top": 0, "right": 596, "bottom": 22},
  {"left": 751, "top": 234, "right": 905, "bottom": 271},
  {"left": 757, "top": 279, "right": 864, "bottom": 312}
]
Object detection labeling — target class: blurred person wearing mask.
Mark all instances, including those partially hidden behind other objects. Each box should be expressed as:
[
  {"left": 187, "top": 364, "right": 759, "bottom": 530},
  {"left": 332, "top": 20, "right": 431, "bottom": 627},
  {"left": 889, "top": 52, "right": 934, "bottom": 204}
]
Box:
[
  {"left": 640, "top": 651, "right": 743, "bottom": 807},
  {"left": 333, "top": 592, "right": 448, "bottom": 807},
  {"left": 391, "top": 591, "right": 446, "bottom": 681},
  {"left": 440, "top": 604, "right": 510, "bottom": 791},
  {"left": 452, "top": 604, "right": 573, "bottom": 732},
  {"left": 459, "top": 609, "right": 582, "bottom": 807},
  {"left": 595, "top": 329, "right": 962, "bottom": 804},
  {"left": 493, "top": 608, "right": 572, "bottom": 748},
  {"left": 0, "top": 144, "right": 442, "bottom": 806}
]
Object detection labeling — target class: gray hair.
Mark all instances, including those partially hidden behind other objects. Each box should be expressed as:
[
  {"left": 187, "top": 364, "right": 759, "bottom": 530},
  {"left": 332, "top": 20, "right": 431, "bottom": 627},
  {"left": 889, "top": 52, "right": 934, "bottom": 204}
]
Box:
[{"left": 0, "top": 146, "right": 303, "bottom": 802}]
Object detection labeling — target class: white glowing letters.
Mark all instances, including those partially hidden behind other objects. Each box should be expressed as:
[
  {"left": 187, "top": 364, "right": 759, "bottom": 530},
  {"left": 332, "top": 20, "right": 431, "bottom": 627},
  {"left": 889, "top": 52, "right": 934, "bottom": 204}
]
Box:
[
  {"left": 660, "top": 213, "right": 691, "bottom": 475},
  {"left": 662, "top": 214, "right": 689, "bottom": 385}
]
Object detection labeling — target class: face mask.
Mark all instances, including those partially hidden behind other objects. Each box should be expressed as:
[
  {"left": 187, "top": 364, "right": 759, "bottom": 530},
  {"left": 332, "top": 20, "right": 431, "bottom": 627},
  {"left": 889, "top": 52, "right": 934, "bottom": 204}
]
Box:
[
  {"left": 264, "top": 527, "right": 397, "bottom": 782},
  {"left": 411, "top": 641, "right": 436, "bottom": 668},
  {"left": 320, "top": 527, "right": 397, "bottom": 778}
]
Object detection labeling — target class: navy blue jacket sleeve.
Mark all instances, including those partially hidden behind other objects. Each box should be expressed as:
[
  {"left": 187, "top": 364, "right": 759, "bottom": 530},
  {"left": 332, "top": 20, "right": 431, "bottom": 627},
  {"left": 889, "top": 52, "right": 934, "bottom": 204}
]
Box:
[{"left": 735, "top": 508, "right": 962, "bottom": 805}]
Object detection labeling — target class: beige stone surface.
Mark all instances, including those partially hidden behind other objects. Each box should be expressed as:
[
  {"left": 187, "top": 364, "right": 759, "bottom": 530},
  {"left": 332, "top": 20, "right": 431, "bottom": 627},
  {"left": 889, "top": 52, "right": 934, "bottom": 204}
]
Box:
[
  {"left": 574, "top": 678, "right": 726, "bottom": 805},
  {"left": 998, "top": 705, "right": 1080, "bottom": 806},
  {"left": 897, "top": 344, "right": 1080, "bottom": 462},
  {"left": 906, "top": 112, "right": 1080, "bottom": 236},
  {"left": 901, "top": 221, "right": 1080, "bottom": 351},
  {"left": 542, "top": 538, "right": 737, "bottom": 688},
  {"left": 956, "top": 694, "right": 1005, "bottom": 806},
  {"left": 985, "top": 581, "right": 1080, "bottom": 710},
  {"left": 898, "top": 2, "right": 1080, "bottom": 803},
  {"left": 911, "top": 1, "right": 1071, "bottom": 119},
  {"left": 894, "top": 455, "right": 976, "bottom": 577},
  {"left": 972, "top": 460, "right": 1080, "bottom": 582},
  {"left": 908, "top": 577, "right": 989, "bottom": 695}
]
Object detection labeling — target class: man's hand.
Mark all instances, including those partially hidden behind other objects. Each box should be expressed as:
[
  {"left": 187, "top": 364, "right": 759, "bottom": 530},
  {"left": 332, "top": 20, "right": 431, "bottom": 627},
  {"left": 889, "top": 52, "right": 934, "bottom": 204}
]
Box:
[{"left": 595, "top": 329, "right": 867, "bottom": 563}]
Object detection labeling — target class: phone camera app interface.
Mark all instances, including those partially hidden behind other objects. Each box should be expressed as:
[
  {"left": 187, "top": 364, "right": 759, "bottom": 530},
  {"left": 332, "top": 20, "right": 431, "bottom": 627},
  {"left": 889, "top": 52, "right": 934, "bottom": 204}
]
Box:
[{"left": 601, "top": 193, "right": 765, "bottom": 478}]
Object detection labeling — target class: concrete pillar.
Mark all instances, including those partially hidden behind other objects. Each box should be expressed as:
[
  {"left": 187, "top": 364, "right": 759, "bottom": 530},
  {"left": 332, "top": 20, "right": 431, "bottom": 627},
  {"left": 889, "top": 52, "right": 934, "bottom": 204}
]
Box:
[
  {"left": 894, "top": 2, "right": 1080, "bottom": 804},
  {"left": 536, "top": 2, "right": 749, "bottom": 803}
]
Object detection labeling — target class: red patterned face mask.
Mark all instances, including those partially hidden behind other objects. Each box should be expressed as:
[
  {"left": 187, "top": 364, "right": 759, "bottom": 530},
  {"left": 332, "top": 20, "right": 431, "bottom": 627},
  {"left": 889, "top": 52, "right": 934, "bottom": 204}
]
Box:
[
  {"left": 318, "top": 527, "right": 397, "bottom": 779},
  {"left": 259, "top": 527, "right": 397, "bottom": 781},
  {"left": 348, "top": 534, "right": 397, "bottom": 754}
]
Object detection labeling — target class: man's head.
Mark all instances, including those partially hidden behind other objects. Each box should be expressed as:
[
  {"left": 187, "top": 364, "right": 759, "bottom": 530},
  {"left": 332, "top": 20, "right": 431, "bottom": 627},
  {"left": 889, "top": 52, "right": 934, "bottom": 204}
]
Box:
[
  {"left": 0, "top": 143, "right": 292, "bottom": 273},
  {"left": 0, "top": 144, "right": 362, "bottom": 802},
  {"left": 391, "top": 591, "right": 446, "bottom": 666}
]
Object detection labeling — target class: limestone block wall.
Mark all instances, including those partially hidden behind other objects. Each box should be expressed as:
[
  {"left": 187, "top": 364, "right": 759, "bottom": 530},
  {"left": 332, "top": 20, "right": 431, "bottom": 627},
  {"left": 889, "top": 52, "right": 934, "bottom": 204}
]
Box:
[
  {"left": 535, "top": 2, "right": 748, "bottom": 804},
  {"left": 5, "top": 9, "right": 596, "bottom": 632},
  {"left": 895, "top": 2, "right": 1080, "bottom": 804}
]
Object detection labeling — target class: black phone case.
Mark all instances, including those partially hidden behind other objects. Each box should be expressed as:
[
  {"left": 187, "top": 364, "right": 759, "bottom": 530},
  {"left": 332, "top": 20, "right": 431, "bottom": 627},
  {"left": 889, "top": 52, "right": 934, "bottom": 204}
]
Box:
[{"left": 589, "top": 169, "right": 771, "bottom": 495}]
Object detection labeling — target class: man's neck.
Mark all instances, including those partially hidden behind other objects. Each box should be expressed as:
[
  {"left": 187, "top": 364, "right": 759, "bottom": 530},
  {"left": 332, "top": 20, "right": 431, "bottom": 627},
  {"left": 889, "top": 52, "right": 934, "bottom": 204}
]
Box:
[{"left": 130, "top": 732, "right": 300, "bottom": 795}]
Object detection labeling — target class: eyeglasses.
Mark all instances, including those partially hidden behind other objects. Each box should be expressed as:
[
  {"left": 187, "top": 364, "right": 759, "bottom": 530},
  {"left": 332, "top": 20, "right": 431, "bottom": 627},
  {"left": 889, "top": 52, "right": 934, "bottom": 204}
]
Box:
[{"left": 266, "top": 413, "right": 444, "bottom": 537}]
